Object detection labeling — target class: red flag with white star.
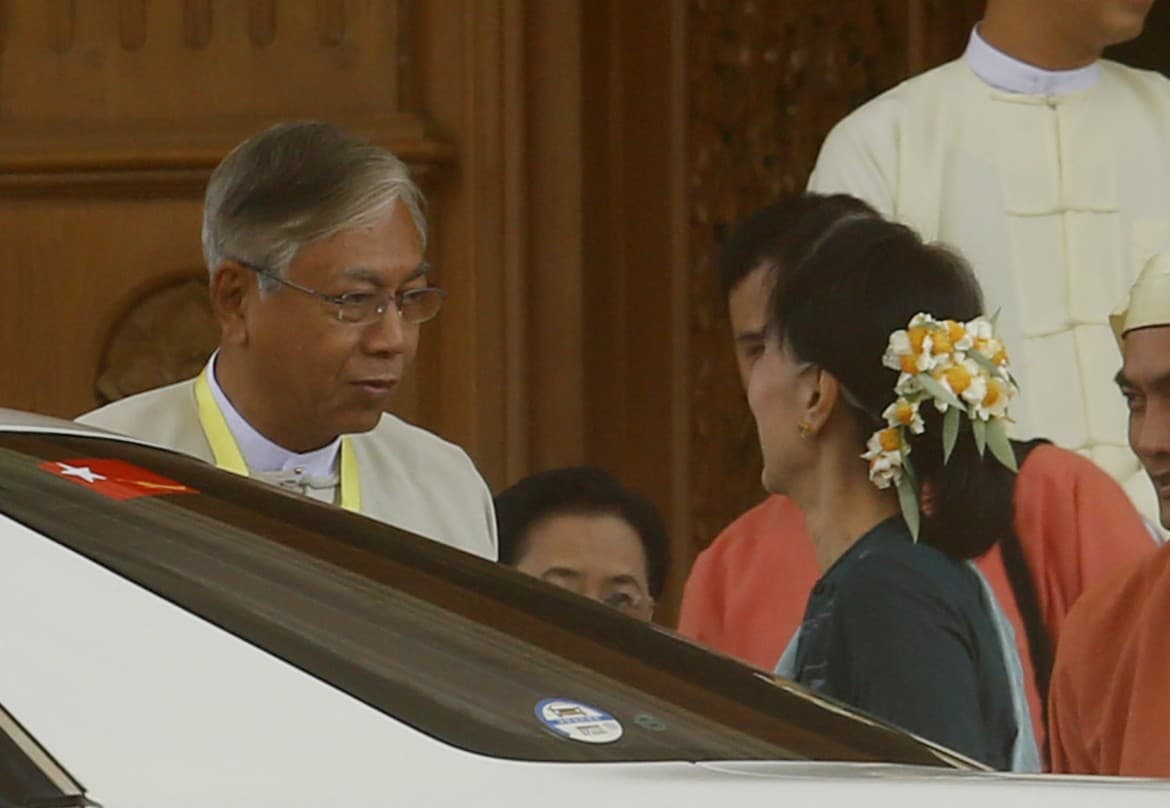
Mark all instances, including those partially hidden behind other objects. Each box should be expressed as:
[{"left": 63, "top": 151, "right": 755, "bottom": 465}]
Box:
[{"left": 38, "top": 459, "right": 198, "bottom": 501}]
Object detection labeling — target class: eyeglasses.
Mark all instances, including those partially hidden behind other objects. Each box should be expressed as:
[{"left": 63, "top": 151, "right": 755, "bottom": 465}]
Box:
[{"left": 237, "top": 260, "right": 447, "bottom": 326}]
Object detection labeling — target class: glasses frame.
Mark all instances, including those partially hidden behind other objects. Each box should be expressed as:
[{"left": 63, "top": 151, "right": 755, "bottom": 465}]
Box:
[{"left": 234, "top": 259, "right": 447, "bottom": 325}]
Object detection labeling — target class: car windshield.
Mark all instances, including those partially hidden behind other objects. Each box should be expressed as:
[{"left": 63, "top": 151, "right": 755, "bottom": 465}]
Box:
[{"left": 0, "top": 431, "right": 973, "bottom": 768}]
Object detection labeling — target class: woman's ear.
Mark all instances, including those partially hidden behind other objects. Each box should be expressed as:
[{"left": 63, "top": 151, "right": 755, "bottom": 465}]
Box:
[{"left": 802, "top": 367, "right": 841, "bottom": 435}]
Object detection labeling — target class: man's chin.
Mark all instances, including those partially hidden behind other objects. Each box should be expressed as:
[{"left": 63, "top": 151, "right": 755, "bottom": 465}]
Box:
[
  {"left": 334, "top": 408, "right": 386, "bottom": 437},
  {"left": 1107, "top": 7, "right": 1153, "bottom": 45},
  {"left": 1158, "top": 503, "right": 1170, "bottom": 534}
]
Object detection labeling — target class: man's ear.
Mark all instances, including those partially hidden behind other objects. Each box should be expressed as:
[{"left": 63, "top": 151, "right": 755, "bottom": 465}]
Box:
[
  {"left": 803, "top": 366, "right": 841, "bottom": 435},
  {"left": 209, "top": 261, "right": 252, "bottom": 347}
]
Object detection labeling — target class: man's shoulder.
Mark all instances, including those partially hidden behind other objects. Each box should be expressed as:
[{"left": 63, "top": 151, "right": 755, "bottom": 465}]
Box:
[
  {"left": 355, "top": 412, "right": 496, "bottom": 560},
  {"left": 359, "top": 412, "right": 479, "bottom": 473},
  {"left": 1017, "top": 441, "right": 1101, "bottom": 480},
  {"left": 1016, "top": 442, "right": 1137, "bottom": 503},
  {"left": 1099, "top": 59, "right": 1170, "bottom": 96},
  {"left": 828, "top": 59, "right": 969, "bottom": 131},
  {"left": 76, "top": 379, "right": 197, "bottom": 433},
  {"left": 1063, "top": 542, "right": 1170, "bottom": 654},
  {"left": 74, "top": 377, "right": 210, "bottom": 459},
  {"left": 1092, "top": 60, "right": 1170, "bottom": 127}
]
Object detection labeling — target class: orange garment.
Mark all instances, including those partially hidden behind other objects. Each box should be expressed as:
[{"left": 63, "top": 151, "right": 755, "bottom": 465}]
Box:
[
  {"left": 678, "top": 444, "right": 1156, "bottom": 763},
  {"left": 1049, "top": 541, "right": 1170, "bottom": 776},
  {"left": 677, "top": 495, "right": 817, "bottom": 670}
]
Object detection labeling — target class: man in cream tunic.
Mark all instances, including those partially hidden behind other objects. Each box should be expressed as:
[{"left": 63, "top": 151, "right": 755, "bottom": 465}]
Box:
[
  {"left": 79, "top": 122, "right": 497, "bottom": 560},
  {"left": 808, "top": 0, "right": 1170, "bottom": 523}
]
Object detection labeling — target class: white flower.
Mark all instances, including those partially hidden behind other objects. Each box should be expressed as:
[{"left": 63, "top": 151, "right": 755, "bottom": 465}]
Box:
[
  {"left": 894, "top": 372, "right": 924, "bottom": 398},
  {"left": 868, "top": 453, "right": 902, "bottom": 489},
  {"left": 952, "top": 323, "right": 974, "bottom": 352},
  {"left": 966, "top": 317, "right": 993, "bottom": 342},
  {"left": 956, "top": 359, "right": 988, "bottom": 408},
  {"left": 964, "top": 379, "right": 989, "bottom": 410},
  {"left": 867, "top": 311, "right": 1016, "bottom": 494},
  {"left": 972, "top": 377, "right": 1016, "bottom": 421},
  {"left": 883, "top": 329, "right": 913, "bottom": 372},
  {"left": 967, "top": 332, "right": 1004, "bottom": 365},
  {"left": 912, "top": 334, "right": 950, "bottom": 371},
  {"left": 862, "top": 429, "right": 905, "bottom": 489},
  {"left": 882, "top": 398, "right": 925, "bottom": 435}
]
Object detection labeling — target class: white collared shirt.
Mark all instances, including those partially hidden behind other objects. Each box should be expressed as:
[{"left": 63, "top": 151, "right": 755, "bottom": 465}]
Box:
[
  {"left": 206, "top": 354, "right": 340, "bottom": 479},
  {"left": 964, "top": 26, "right": 1100, "bottom": 96}
]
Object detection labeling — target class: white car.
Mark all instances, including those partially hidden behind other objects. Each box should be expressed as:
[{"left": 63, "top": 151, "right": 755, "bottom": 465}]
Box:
[{"left": 0, "top": 409, "right": 1166, "bottom": 807}]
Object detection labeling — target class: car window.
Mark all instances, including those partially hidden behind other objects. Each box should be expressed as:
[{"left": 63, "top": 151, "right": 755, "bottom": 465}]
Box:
[
  {"left": 0, "top": 702, "right": 94, "bottom": 808},
  {"left": 0, "top": 432, "right": 974, "bottom": 768}
]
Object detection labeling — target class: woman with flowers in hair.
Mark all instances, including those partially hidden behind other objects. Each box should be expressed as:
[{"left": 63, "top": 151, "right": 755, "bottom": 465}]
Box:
[{"left": 749, "top": 209, "right": 1037, "bottom": 770}]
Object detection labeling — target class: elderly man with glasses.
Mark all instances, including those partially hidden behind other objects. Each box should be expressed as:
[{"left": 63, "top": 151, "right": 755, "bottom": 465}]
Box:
[{"left": 78, "top": 121, "right": 497, "bottom": 560}]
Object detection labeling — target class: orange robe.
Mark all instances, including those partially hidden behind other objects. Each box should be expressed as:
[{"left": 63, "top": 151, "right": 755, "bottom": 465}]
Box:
[
  {"left": 678, "top": 495, "right": 817, "bottom": 670},
  {"left": 678, "top": 444, "right": 1156, "bottom": 763},
  {"left": 1049, "top": 541, "right": 1170, "bottom": 776}
]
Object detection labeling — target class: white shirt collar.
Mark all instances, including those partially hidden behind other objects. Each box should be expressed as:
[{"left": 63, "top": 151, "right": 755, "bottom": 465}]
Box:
[
  {"left": 964, "top": 26, "right": 1100, "bottom": 96},
  {"left": 206, "top": 354, "right": 341, "bottom": 478}
]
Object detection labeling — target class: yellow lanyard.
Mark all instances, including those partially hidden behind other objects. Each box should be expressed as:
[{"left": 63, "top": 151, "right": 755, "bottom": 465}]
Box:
[{"left": 193, "top": 368, "right": 362, "bottom": 513}]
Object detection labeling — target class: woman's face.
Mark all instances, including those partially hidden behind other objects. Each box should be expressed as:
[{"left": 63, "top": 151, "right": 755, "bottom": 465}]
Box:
[{"left": 747, "top": 337, "right": 815, "bottom": 494}]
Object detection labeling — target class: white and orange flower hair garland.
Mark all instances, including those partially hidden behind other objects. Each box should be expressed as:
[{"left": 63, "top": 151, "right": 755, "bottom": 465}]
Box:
[{"left": 862, "top": 312, "right": 1019, "bottom": 538}]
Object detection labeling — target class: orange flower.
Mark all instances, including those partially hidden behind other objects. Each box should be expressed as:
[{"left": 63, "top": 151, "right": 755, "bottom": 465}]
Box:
[
  {"left": 908, "top": 325, "right": 928, "bottom": 353},
  {"left": 947, "top": 320, "right": 966, "bottom": 343},
  {"left": 891, "top": 401, "right": 916, "bottom": 426},
  {"left": 877, "top": 428, "right": 902, "bottom": 452},
  {"left": 900, "top": 354, "right": 918, "bottom": 374},
  {"left": 942, "top": 364, "right": 972, "bottom": 395},
  {"left": 974, "top": 337, "right": 1010, "bottom": 367},
  {"left": 931, "top": 329, "right": 953, "bottom": 354},
  {"left": 983, "top": 378, "right": 1013, "bottom": 409}
]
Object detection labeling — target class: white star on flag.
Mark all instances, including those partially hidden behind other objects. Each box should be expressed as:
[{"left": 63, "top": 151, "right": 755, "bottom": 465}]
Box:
[{"left": 57, "top": 463, "right": 107, "bottom": 484}]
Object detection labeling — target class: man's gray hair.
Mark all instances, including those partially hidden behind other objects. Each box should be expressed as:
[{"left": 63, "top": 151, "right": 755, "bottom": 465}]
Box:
[{"left": 202, "top": 121, "right": 426, "bottom": 284}]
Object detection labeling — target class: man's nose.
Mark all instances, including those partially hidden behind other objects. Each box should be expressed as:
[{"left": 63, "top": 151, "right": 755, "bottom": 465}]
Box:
[
  {"left": 362, "top": 304, "right": 408, "bottom": 354},
  {"left": 1134, "top": 402, "right": 1170, "bottom": 459}
]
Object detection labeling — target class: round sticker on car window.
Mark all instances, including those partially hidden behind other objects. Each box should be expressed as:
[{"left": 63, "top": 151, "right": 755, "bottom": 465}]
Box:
[{"left": 535, "top": 699, "right": 623, "bottom": 744}]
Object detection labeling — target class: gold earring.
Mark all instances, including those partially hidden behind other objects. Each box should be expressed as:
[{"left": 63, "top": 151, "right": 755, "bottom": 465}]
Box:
[{"left": 798, "top": 420, "right": 814, "bottom": 438}]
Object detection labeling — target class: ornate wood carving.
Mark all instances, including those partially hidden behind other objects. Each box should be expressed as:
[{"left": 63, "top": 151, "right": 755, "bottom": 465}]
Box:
[
  {"left": 0, "top": 117, "right": 452, "bottom": 198},
  {"left": 908, "top": 0, "right": 982, "bottom": 75},
  {"left": 686, "top": 0, "right": 911, "bottom": 558},
  {"left": 0, "top": 1, "right": 446, "bottom": 197},
  {"left": 95, "top": 276, "right": 218, "bottom": 404}
]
